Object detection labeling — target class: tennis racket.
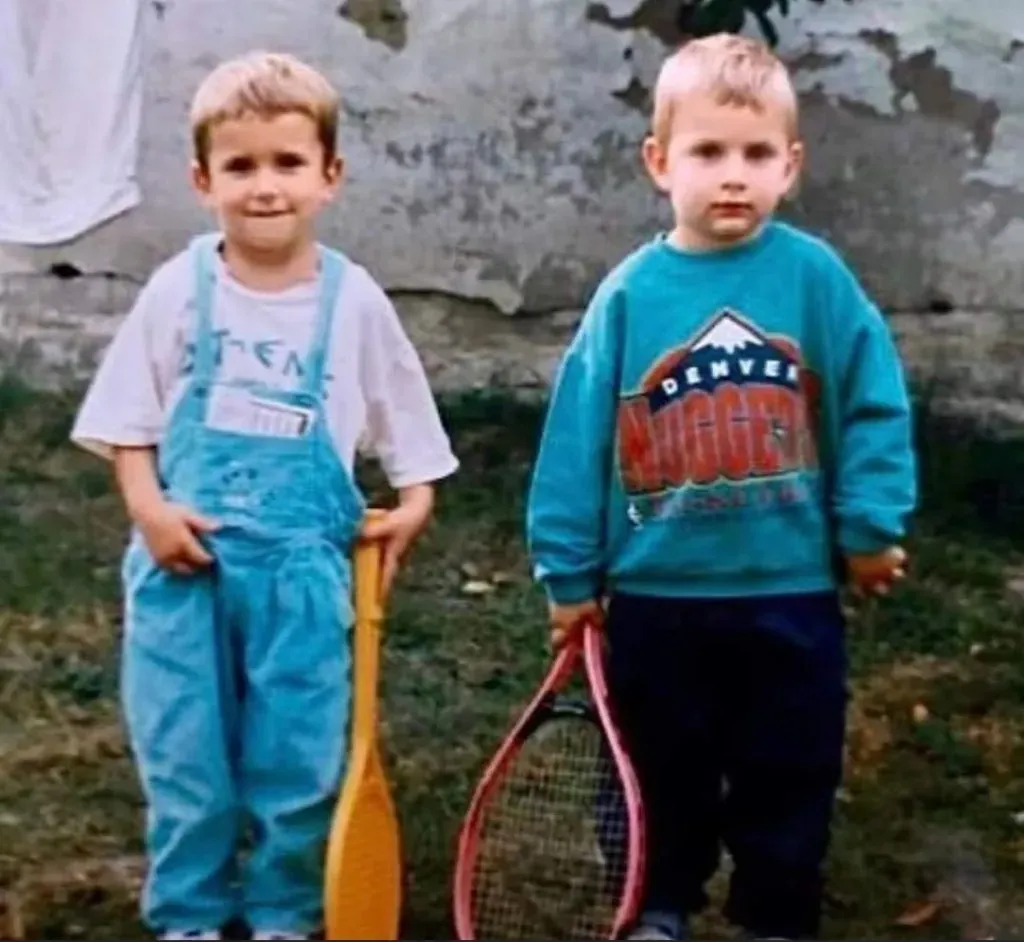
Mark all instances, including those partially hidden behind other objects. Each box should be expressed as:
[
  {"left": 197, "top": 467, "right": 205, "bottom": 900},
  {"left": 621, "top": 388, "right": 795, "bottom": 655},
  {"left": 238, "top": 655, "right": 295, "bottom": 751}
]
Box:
[
  {"left": 452, "top": 616, "right": 645, "bottom": 939},
  {"left": 323, "top": 511, "right": 403, "bottom": 939}
]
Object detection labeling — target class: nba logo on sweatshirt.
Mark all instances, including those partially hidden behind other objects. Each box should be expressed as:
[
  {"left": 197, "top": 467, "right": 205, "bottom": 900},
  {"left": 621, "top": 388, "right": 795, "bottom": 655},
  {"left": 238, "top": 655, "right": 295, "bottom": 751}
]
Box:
[{"left": 616, "top": 308, "right": 821, "bottom": 511}]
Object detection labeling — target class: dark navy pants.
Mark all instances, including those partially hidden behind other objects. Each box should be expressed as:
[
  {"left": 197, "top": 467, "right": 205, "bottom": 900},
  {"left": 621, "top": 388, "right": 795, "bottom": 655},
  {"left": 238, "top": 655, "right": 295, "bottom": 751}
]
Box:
[{"left": 604, "top": 590, "right": 848, "bottom": 939}]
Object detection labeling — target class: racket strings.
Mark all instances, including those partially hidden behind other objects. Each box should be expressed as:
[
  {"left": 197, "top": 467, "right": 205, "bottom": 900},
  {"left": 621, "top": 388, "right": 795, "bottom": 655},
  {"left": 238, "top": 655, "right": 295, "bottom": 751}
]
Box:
[{"left": 469, "top": 715, "right": 630, "bottom": 939}]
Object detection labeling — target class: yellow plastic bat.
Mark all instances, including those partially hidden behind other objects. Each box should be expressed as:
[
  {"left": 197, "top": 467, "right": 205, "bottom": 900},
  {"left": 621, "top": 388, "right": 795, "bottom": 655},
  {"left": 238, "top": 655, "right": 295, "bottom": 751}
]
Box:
[{"left": 324, "top": 511, "right": 403, "bottom": 939}]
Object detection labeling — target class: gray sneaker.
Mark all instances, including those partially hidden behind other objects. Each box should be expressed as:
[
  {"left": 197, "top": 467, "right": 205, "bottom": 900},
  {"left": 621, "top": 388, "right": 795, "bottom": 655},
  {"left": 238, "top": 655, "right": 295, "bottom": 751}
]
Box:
[
  {"left": 625, "top": 910, "right": 688, "bottom": 940},
  {"left": 158, "top": 933, "right": 221, "bottom": 941},
  {"left": 627, "top": 927, "right": 676, "bottom": 940}
]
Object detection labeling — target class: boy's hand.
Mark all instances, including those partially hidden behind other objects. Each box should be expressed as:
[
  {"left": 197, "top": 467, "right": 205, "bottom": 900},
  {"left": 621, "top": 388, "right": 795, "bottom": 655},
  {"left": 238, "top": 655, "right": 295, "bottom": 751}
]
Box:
[
  {"left": 845, "top": 545, "right": 907, "bottom": 597},
  {"left": 548, "top": 598, "right": 603, "bottom": 650},
  {"left": 135, "top": 500, "right": 218, "bottom": 575},
  {"left": 360, "top": 484, "right": 434, "bottom": 597}
]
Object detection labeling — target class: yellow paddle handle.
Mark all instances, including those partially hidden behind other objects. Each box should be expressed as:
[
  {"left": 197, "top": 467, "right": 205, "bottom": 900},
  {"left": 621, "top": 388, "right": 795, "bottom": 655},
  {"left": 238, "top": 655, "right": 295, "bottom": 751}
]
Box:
[{"left": 354, "top": 508, "right": 387, "bottom": 626}]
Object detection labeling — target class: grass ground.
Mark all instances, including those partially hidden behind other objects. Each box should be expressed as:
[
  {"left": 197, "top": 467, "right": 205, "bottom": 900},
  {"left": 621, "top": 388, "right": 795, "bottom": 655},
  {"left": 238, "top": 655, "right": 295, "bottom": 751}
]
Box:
[{"left": 4, "top": 380, "right": 1024, "bottom": 939}]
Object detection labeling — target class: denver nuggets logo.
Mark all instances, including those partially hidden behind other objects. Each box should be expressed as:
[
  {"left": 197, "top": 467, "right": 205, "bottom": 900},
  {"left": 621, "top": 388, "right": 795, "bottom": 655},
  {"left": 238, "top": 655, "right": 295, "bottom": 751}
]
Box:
[{"left": 617, "top": 309, "right": 821, "bottom": 512}]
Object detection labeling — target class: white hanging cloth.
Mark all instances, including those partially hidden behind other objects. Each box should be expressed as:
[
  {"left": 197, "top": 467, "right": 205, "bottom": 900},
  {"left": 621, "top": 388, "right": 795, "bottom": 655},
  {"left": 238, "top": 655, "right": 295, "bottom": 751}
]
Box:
[{"left": 0, "top": 0, "right": 144, "bottom": 245}]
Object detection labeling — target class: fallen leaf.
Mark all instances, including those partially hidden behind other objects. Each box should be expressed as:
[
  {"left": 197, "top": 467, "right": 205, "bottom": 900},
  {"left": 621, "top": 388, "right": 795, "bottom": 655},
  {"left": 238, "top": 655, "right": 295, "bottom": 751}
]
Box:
[
  {"left": 894, "top": 898, "right": 942, "bottom": 928},
  {"left": 1005, "top": 572, "right": 1024, "bottom": 599},
  {"left": 461, "top": 580, "right": 494, "bottom": 596}
]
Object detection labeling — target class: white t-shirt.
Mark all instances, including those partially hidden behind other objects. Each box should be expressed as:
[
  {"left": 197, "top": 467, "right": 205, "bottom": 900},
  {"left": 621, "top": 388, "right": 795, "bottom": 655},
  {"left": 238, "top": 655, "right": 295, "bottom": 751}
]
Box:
[{"left": 71, "top": 246, "right": 459, "bottom": 489}]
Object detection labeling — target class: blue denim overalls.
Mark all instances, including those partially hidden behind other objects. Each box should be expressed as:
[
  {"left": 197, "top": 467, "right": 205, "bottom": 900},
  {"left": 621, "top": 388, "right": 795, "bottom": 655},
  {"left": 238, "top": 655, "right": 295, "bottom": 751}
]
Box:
[{"left": 121, "top": 234, "right": 364, "bottom": 934}]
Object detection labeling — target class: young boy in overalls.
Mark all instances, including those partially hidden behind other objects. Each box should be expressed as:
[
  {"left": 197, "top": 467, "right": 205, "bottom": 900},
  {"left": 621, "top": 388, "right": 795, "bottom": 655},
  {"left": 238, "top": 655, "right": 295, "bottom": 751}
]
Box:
[
  {"left": 71, "top": 52, "right": 458, "bottom": 941},
  {"left": 526, "top": 34, "right": 917, "bottom": 940}
]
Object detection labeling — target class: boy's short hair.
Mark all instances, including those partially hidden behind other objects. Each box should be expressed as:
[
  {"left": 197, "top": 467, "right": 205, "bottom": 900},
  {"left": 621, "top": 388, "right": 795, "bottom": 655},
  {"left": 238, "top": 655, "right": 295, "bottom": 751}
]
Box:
[
  {"left": 190, "top": 51, "right": 340, "bottom": 168},
  {"left": 651, "top": 33, "right": 799, "bottom": 143}
]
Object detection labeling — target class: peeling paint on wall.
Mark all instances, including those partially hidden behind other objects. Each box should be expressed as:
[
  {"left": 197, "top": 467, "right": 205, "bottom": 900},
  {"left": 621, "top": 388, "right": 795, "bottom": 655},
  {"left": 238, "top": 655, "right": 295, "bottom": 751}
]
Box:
[
  {"left": 584, "top": 0, "right": 683, "bottom": 47},
  {"left": 337, "top": 0, "right": 408, "bottom": 52},
  {"left": 854, "top": 31, "right": 1000, "bottom": 158},
  {"left": 777, "top": 1, "right": 1024, "bottom": 191}
]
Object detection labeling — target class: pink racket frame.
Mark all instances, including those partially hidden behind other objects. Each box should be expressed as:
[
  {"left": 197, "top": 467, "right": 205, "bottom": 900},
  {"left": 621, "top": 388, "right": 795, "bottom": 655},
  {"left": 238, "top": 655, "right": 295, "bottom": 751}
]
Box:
[{"left": 452, "top": 617, "right": 646, "bottom": 939}]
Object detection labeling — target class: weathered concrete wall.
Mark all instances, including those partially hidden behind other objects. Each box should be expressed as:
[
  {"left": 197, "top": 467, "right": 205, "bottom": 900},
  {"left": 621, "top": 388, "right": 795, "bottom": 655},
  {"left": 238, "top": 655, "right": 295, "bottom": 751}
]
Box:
[{"left": 1, "top": 0, "right": 1022, "bottom": 422}]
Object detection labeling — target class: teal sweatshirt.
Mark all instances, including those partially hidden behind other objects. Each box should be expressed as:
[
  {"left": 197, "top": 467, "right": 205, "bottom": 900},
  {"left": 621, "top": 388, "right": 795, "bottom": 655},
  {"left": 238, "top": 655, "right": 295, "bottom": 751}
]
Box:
[{"left": 526, "top": 221, "right": 918, "bottom": 604}]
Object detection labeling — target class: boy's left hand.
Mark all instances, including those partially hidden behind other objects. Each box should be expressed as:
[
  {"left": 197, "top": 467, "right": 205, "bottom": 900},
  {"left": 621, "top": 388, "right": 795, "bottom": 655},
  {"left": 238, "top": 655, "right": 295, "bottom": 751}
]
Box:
[
  {"left": 845, "top": 545, "right": 908, "bottom": 597},
  {"left": 360, "top": 484, "right": 435, "bottom": 597}
]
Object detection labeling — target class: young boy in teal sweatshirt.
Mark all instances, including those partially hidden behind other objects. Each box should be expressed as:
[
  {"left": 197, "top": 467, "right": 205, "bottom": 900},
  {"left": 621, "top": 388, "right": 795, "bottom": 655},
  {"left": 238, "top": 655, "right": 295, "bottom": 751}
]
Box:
[{"left": 526, "top": 33, "right": 916, "bottom": 941}]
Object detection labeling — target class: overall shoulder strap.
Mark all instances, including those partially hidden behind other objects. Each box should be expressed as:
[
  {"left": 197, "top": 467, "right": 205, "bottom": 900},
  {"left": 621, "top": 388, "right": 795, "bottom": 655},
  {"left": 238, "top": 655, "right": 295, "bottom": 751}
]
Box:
[
  {"left": 188, "top": 233, "right": 222, "bottom": 383},
  {"left": 302, "top": 245, "right": 348, "bottom": 394}
]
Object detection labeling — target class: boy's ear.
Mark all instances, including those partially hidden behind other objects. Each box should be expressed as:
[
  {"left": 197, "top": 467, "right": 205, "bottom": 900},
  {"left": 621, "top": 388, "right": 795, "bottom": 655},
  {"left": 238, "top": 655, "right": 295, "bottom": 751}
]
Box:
[
  {"left": 327, "top": 155, "right": 344, "bottom": 184},
  {"left": 784, "top": 139, "right": 805, "bottom": 197},
  {"left": 641, "top": 135, "right": 671, "bottom": 192},
  {"left": 321, "top": 154, "right": 344, "bottom": 202},
  {"left": 191, "top": 160, "right": 214, "bottom": 206}
]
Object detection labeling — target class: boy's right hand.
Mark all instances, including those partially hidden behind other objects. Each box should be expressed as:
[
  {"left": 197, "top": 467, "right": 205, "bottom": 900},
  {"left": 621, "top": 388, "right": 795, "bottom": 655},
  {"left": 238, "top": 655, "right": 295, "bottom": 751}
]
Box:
[
  {"left": 548, "top": 598, "right": 604, "bottom": 650},
  {"left": 135, "top": 500, "right": 219, "bottom": 575},
  {"left": 845, "top": 545, "right": 908, "bottom": 597}
]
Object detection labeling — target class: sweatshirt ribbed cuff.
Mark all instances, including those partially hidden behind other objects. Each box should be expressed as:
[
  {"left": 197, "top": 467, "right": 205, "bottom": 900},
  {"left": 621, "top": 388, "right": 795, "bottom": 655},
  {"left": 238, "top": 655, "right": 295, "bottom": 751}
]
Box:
[{"left": 544, "top": 573, "right": 601, "bottom": 606}]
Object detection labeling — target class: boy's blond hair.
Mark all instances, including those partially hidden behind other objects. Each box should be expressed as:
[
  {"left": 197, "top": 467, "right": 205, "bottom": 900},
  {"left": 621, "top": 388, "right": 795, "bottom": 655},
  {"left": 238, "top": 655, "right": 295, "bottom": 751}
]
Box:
[
  {"left": 651, "top": 33, "right": 799, "bottom": 143},
  {"left": 190, "top": 51, "right": 340, "bottom": 168}
]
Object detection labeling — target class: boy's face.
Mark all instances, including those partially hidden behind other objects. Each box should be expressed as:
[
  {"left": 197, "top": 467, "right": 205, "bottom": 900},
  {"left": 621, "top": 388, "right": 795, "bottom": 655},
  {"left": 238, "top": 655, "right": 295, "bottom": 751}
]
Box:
[
  {"left": 643, "top": 91, "right": 802, "bottom": 250},
  {"left": 192, "top": 112, "right": 340, "bottom": 257}
]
